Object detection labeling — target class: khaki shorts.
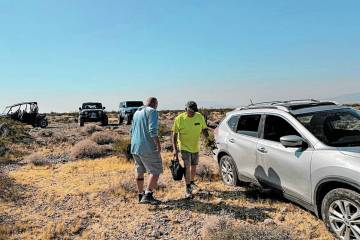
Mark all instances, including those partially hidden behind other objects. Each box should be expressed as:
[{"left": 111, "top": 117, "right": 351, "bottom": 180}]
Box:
[
  {"left": 181, "top": 150, "right": 199, "bottom": 167},
  {"left": 133, "top": 152, "right": 163, "bottom": 176}
]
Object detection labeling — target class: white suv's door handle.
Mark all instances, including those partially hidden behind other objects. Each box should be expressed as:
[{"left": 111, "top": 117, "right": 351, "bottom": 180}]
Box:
[
  {"left": 229, "top": 138, "right": 235, "bottom": 143},
  {"left": 257, "top": 146, "right": 267, "bottom": 153}
]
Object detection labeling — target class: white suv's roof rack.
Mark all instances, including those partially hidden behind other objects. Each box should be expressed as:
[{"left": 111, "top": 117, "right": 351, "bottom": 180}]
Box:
[{"left": 236, "top": 99, "right": 340, "bottom": 112}]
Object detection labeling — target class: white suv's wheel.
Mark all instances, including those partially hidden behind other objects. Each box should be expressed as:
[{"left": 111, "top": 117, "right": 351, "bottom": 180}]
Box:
[
  {"left": 219, "top": 155, "right": 238, "bottom": 186},
  {"left": 321, "top": 188, "right": 360, "bottom": 240}
]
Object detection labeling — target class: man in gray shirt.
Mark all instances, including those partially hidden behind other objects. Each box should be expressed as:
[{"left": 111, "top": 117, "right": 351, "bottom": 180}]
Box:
[{"left": 131, "top": 97, "right": 162, "bottom": 204}]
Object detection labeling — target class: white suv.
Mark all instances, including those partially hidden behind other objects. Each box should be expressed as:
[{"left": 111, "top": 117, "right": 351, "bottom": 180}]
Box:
[{"left": 214, "top": 99, "right": 360, "bottom": 240}]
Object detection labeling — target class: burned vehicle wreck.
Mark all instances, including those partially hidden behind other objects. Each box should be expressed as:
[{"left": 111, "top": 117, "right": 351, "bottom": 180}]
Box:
[{"left": 1, "top": 102, "right": 48, "bottom": 128}]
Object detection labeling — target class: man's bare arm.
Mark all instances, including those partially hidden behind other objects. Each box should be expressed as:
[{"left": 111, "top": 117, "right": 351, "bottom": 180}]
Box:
[{"left": 172, "top": 132, "right": 179, "bottom": 159}]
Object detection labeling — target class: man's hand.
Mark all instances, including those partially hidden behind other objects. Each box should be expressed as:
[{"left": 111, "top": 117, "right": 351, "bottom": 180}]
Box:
[
  {"left": 153, "top": 136, "right": 161, "bottom": 152},
  {"left": 172, "top": 132, "right": 179, "bottom": 160},
  {"left": 173, "top": 149, "right": 179, "bottom": 160}
]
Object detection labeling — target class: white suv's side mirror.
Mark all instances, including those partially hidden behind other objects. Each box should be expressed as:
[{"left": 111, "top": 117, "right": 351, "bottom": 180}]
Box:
[{"left": 280, "top": 135, "right": 305, "bottom": 148}]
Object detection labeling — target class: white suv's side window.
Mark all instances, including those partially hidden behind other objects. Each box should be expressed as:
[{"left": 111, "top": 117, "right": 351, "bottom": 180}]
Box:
[
  {"left": 236, "top": 114, "right": 261, "bottom": 137},
  {"left": 227, "top": 115, "right": 240, "bottom": 131},
  {"left": 264, "top": 115, "right": 301, "bottom": 142}
]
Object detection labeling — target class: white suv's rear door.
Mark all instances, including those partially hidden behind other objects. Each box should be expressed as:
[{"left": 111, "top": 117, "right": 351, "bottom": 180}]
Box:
[{"left": 227, "top": 114, "right": 262, "bottom": 180}]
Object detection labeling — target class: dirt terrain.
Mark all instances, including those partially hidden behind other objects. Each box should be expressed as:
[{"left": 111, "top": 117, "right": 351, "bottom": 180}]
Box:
[{"left": 0, "top": 110, "right": 337, "bottom": 240}]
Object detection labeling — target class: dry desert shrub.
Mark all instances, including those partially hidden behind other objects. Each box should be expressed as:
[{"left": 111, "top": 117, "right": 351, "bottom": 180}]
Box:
[
  {"left": 107, "top": 178, "right": 137, "bottom": 196},
  {"left": 202, "top": 215, "right": 292, "bottom": 240},
  {"left": 91, "top": 131, "right": 117, "bottom": 145},
  {"left": 0, "top": 173, "right": 23, "bottom": 202},
  {"left": 120, "top": 179, "right": 137, "bottom": 193},
  {"left": 196, "top": 161, "right": 219, "bottom": 181},
  {"left": 112, "top": 138, "right": 132, "bottom": 160},
  {"left": 24, "top": 152, "right": 50, "bottom": 166},
  {"left": 201, "top": 215, "right": 234, "bottom": 238},
  {"left": 41, "top": 221, "right": 67, "bottom": 240},
  {"left": 70, "top": 139, "right": 110, "bottom": 159},
  {"left": 82, "top": 124, "right": 103, "bottom": 135},
  {"left": 38, "top": 129, "right": 53, "bottom": 137},
  {"left": 0, "top": 222, "right": 26, "bottom": 240}
]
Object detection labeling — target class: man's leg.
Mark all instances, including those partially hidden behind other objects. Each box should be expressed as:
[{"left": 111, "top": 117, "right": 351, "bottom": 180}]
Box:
[
  {"left": 185, "top": 166, "right": 191, "bottom": 185},
  {"left": 140, "top": 152, "right": 163, "bottom": 204},
  {"left": 146, "top": 174, "right": 159, "bottom": 192},
  {"left": 190, "top": 165, "right": 197, "bottom": 182},
  {"left": 133, "top": 154, "right": 146, "bottom": 202},
  {"left": 190, "top": 152, "right": 200, "bottom": 190},
  {"left": 136, "top": 172, "right": 145, "bottom": 193},
  {"left": 181, "top": 151, "right": 193, "bottom": 198}
]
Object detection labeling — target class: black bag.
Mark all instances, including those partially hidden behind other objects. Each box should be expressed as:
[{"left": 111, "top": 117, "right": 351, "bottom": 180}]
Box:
[{"left": 169, "top": 159, "right": 185, "bottom": 181}]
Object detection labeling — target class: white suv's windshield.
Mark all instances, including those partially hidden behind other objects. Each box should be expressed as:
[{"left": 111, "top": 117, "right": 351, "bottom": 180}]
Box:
[{"left": 296, "top": 108, "right": 360, "bottom": 147}]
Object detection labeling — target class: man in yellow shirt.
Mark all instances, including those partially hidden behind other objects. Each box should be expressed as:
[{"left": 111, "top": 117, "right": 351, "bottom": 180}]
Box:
[{"left": 172, "top": 101, "right": 209, "bottom": 198}]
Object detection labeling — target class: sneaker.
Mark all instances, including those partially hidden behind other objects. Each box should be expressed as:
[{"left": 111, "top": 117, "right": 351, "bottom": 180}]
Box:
[
  {"left": 185, "top": 186, "right": 193, "bottom": 199},
  {"left": 140, "top": 192, "right": 161, "bottom": 205},
  {"left": 138, "top": 193, "right": 144, "bottom": 203}
]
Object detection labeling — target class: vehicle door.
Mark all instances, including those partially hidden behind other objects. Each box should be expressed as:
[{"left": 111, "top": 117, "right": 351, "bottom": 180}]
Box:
[
  {"left": 227, "top": 114, "right": 262, "bottom": 180},
  {"left": 256, "top": 114, "right": 312, "bottom": 202}
]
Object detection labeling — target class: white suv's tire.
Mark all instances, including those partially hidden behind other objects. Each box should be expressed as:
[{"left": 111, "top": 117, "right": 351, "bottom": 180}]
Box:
[
  {"left": 321, "top": 188, "right": 360, "bottom": 240},
  {"left": 219, "top": 155, "right": 238, "bottom": 186}
]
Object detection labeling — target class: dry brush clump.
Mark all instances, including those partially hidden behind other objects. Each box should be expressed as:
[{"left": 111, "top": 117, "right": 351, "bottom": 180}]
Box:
[
  {"left": 107, "top": 178, "right": 137, "bottom": 197},
  {"left": 82, "top": 124, "right": 103, "bottom": 135},
  {"left": 112, "top": 138, "right": 132, "bottom": 160},
  {"left": 196, "top": 160, "right": 219, "bottom": 181},
  {"left": 24, "top": 152, "right": 50, "bottom": 166},
  {"left": 0, "top": 118, "right": 32, "bottom": 159},
  {"left": 0, "top": 173, "right": 23, "bottom": 202},
  {"left": 90, "top": 131, "right": 117, "bottom": 145},
  {"left": 38, "top": 129, "right": 53, "bottom": 137},
  {"left": 70, "top": 139, "right": 111, "bottom": 159},
  {"left": 202, "top": 215, "right": 293, "bottom": 240}
]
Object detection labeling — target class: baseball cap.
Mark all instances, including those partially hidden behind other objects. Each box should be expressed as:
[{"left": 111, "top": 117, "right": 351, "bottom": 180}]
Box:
[{"left": 186, "top": 101, "right": 198, "bottom": 112}]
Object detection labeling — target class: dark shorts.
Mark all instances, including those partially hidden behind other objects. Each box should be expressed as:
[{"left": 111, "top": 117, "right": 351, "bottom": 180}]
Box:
[
  {"left": 181, "top": 150, "right": 199, "bottom": 167},
  {"left": 133, "top": 152, "right": 163, "bottom": 176}
]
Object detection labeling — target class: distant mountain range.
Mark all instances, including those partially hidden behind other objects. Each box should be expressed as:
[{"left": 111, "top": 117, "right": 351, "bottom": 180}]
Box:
[{"left": 331, "top": 92, "right": 360, "bottom": 104}]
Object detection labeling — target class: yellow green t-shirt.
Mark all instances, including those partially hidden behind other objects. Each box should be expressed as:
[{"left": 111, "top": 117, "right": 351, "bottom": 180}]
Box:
[{"left": 172, "top": 112, "right": 207, "bottom": 153}]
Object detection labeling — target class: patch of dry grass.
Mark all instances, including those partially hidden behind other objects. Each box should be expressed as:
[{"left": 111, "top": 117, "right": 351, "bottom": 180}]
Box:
[
  {"left": 202, "top": 214, "right": 293, "bottom": 240},
  {"left": 2, "top": 155, "right": 335, "bottom": 239},
  {"left": 70, "top": 139, "right": 111, "bottom": 159},
  {"left": 9, "top": 156, "right": 133, "bottom": 197}
]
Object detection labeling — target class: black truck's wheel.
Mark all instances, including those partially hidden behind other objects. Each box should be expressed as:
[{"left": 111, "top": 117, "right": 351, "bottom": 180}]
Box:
[
  {"left": 126, "top": 114, "right": 132, "bottom": 125},
  {"left": 102, "top": 116, "right": 108, "bottom": 126},
  {"left": 38, "top": 118, "right": 48, "bottom": 128},
  {"left": 79, "top": 117, "right": 84, "bottom": 127},
  {"left": 321, "top": 188, "right": 360, "bottom": 240},
  {"left": 119, "top": 116, "right": 124, "bottom": 125}
]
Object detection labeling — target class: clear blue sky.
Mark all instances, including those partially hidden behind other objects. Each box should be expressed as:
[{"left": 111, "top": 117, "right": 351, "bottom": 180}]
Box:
[{"left": 1, "top": 0, "right": 359, "bottom": 112}]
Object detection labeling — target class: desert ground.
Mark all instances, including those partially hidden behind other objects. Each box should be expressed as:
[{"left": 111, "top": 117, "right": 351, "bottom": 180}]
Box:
[{"left": 4, "top": 107, "right": 360, "bottom": 239}]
